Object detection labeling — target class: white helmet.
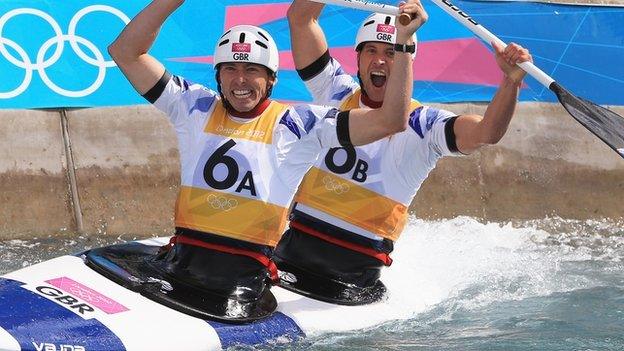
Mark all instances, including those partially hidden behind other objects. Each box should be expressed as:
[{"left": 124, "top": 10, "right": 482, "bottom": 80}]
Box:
[
  {"left": 214, "top": 25, "right": 279, "bottom": 74},
  {"left": 354, "top": 13, "right": 417, "bottom": 56}
]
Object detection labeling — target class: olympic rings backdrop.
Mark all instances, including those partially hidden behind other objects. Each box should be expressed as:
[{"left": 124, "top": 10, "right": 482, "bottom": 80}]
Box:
[{"left": 1, "top": 0, "right": 623, "bottom": 109}]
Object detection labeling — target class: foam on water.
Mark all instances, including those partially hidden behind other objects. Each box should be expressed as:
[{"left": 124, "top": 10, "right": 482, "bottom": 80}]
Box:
[
  {"left": 287, "top": 217, "right": 624, "bottom": 351},
  {"left": 386, "top": 217, "right": 621, "bottom": 320}
]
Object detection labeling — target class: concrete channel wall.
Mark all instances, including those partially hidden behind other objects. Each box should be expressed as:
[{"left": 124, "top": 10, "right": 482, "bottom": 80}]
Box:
[{"left": 1, "top": 103, "right": 623, "bottom": 240}]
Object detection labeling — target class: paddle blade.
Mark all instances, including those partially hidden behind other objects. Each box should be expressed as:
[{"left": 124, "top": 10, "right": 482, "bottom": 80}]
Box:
[{"left": 550, "top": 82, "right": 624, "bottom": 159}]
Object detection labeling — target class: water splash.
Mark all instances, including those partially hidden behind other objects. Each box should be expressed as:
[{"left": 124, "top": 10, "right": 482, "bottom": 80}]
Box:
[{"left": 261, "top": 216, "right": 624, "bottom": 350}]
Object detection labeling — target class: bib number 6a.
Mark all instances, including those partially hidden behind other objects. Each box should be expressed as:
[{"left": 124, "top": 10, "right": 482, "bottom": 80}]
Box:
[{"left": 203, "top": 139, "right": 257, "bottom": 196}]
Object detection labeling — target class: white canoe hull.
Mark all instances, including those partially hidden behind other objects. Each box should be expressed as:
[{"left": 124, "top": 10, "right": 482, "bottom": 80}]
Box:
[{"left": 0, "top": 237, "right": 413, "bottom": 351}]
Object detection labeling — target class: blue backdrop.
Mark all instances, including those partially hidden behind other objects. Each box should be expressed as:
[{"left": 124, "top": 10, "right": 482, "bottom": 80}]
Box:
[{"left": 0, "top": 0, "right": 622, "bottom": 109}]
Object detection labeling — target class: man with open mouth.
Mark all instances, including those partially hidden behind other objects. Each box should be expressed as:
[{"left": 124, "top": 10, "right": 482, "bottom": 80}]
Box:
[{"left": 274, "top": 0, "right": 532, "bottom": 305}]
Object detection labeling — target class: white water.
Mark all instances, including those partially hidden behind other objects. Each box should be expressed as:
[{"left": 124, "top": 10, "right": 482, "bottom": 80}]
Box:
[
  {"left": 382, "top": 216, "right": 622, "bottom": 319},
  {"left": 279, "top": 216, "right": 624, "bottom": 351}
]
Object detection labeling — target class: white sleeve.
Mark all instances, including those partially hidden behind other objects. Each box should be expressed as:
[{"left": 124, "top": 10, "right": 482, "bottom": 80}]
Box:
[
  {"left": 407, "top": 106, "right": 460, "bottom": 158},
  {"left": 303, "top": 57, "right": 360, "bottom": 107},
  {"left": 293, "top": 104, "right": 341, "bottom": 149},
  {"left": 273, "top": 104, "right": 341, "bottom": 189},
  {"left": 275, "top": 104, "right": 341, "bottom": 152},
  {"left": 390, "top": 106, "right": 461, "bottom": 189},
  {"left": 150, "top": 72, "right": 218, "bottom": 131}
]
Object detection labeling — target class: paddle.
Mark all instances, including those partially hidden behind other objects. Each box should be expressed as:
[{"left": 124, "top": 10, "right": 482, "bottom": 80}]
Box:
[{"left": 310, "top": 0, "right": 624, "bottom": 159}]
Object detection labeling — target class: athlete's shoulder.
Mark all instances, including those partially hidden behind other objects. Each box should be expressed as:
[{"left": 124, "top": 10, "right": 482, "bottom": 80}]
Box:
[
  {"left": 327, "top": 68, "right": 359, "bottom": 104},
  {"left": 170, "top": 75, "right": 218, "bottom": 113},
  {"left": 150, "top": 71, "right": 219, "bottom": 121},
  {"left": 303, "top": 54, "right": 359, "bottom": 106},
  {"left": 327, "top": 57, "right": 351, "bottom": 80},
  {"left": 278, "top": 104, "right": 339, "bottom": 139}
]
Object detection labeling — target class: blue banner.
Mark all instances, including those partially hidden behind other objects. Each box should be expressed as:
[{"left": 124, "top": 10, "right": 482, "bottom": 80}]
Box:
[{"left": 0, "top": 0, "right": 623, "bottom": 109}]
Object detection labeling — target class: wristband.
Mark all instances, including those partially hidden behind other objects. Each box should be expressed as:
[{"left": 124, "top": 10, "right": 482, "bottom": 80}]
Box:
[{"left": 393, "top": 43, "right": 416, "bottom": 54}]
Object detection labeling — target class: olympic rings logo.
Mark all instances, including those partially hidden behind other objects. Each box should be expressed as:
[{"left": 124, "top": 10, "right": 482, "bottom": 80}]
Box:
[
  {"left": 0, "top": 5, "right": 130, "bottom": 99},
  {"left": 322, "top": 176, "right": 350, "bottom": 195},
  {"left": 207, "top": 194, "right": 239, "bottom": 211}
]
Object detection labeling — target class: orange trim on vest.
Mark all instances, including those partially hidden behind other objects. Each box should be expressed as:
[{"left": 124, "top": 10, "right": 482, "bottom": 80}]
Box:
[
  {"left": 340, "top": 89, "right": 422, "bottom": 112},
  {"left": 166, "top": 235, "right": 279, "bottom": 282},
  {"left": 294, "top": 168, "right": 408, "bottom": 241},
  {"left": 204, "top": 100, "right": 289, "bottom": 144},
  {"left": 290, "top": 221, "right": 392, "bottom": 266},
  {"left": 339, "top": 89, "right": 363, "bottom": 110},
  {"left": 175, "top": 186, "right": 288, "bottom": 247}
]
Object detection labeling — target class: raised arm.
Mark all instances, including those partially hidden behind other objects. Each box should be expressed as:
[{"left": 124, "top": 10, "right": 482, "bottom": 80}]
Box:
[
  {"left": 346, "top": 0, "right": 426, "bottom": 146},
  {"left": 108, "top": 0, "right": 184, "bottom": 94},
  {"left": 287, "top": 0, "right": 329, "bottom": 70},
  {"left": 453, "top": 42, "right": 532, "bottom": 154}
]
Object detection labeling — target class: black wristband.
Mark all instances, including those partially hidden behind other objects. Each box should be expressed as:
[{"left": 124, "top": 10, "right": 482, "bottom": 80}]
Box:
[
  {"left": 393, "top": 43, "right": 416, "bottom": 54},
  {"left": 336, "top": 111, "right": 352, "bottom": 147}
]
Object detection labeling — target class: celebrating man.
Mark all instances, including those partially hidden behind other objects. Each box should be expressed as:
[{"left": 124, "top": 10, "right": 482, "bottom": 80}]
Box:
[
  {"left": 274, "top": 0, "right": 532, "bottom": 305},
  {"left": 107, "top": 0, "right": 424, "bottom": 321}
]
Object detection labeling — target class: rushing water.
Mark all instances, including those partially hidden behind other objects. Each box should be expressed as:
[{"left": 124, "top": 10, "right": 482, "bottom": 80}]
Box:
[{"left": 1, "top": 217, "right": 623, "bottom": 350}]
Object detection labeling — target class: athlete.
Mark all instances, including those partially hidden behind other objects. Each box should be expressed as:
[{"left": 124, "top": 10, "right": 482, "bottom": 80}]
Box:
[
  {"left": 108, "top": 0, "right": 424, "bottom": 321},
  {"left": 274, "top": 0, "right": 533, "bottom": 305}
]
